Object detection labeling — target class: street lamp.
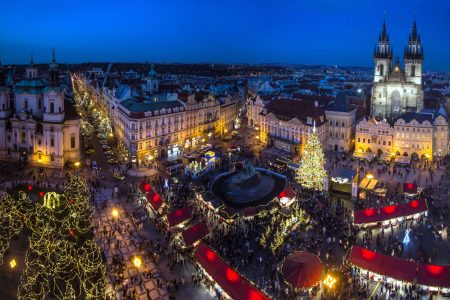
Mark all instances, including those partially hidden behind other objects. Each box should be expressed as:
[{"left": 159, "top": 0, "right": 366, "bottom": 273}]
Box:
[
  {"left": 323, "top": 274, "right": 337, "bottom": 289},
  {"left": 112, "top": 208, "right": 119, "bottom": 219},
  {"left": 132, "top": 256, "right": 142, "bottom": 270},
  {"left": 10, "top": 259, "right": 17, "bottom": 282}
]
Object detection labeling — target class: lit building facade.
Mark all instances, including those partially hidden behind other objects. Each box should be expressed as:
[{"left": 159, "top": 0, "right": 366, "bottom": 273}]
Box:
[
  {"left": 0, "top": 54, "right": 80, "bottom": 168},
  {"left": 325, "top": 98, "right": 357, "bottom": 152},
  {"left": 75, "top": 70, "right": 240, "bottom": 162},
  {"left": 354, "top": 19, "right": 449, "bottom": 161},
  {"left": 258, "top": 99, "right": 327, "bottom": 158}
]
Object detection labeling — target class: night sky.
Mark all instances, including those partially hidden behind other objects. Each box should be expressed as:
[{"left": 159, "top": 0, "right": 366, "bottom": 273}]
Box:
[{"left": 1, "top": 0, "right": 450, "bottom": 71}]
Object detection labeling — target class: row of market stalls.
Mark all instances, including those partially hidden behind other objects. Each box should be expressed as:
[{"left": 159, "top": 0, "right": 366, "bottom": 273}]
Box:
[
  {"left": 353, "top": 199, "right": 428, "bottom": 226},
  {"left": 193, "top": 242, "right": 270, "bottom": 300},
  {"left": 349, "top": 246, "right": 450, "bottom": 293},
  {"left": 138, "top": 180, "right": 209, "bottom": 248},
  {"left": 139, "top": 180, "right": 270, "bottom": 299}
]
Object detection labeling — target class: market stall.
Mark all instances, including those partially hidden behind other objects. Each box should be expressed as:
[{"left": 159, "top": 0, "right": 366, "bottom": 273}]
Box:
[
  {"left": 193, "top": 242, "right": 269, "bottom": 300},
  {"left": 166, "top": 207, "right": 192, "bottom": 228},
  {"left": 353, "top": 199, "right": 427, "bottom": 226},
  {"left": 349, "top": 246, "right": 450, "bottom": 292},
  {"left": 277, "top": 187, "right": 296, "bottom": 207},
  {"left": 181, "top": 221, "right": 209, "bottom": 247},
  {"left": 139, "top": 180, "right": 165, "bottom": 214}
]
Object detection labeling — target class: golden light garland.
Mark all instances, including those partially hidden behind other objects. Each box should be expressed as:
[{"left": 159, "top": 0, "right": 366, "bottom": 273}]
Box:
[{"left": 0, "top": 176, "right": 106, "bottom": 299}]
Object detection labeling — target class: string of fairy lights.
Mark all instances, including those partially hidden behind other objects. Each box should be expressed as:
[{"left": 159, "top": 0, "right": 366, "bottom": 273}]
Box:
[
  {"left": 297, "top": 126, "right": 327, "bottom": 191},
  {"left": 0, "top": 176, "right": 106, "bottom": 299}
]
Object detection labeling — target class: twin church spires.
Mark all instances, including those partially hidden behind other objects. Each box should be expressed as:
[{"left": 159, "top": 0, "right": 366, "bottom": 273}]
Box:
[{"left": 373, "top": 18, "right": 423, "bottom": 85}]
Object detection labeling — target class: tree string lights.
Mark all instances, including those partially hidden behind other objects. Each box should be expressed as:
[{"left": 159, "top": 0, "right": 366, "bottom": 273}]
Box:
[
  {"left": 297, "top": 125, "right": 327, "bottom": 190},
  {"left": 0, "top": 176, "right": 106, "bottom": 299}
]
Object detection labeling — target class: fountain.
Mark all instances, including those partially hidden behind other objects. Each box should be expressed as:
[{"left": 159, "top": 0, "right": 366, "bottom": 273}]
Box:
[{"left": 211, "top": 160, "right": 286, "bottom": 209}]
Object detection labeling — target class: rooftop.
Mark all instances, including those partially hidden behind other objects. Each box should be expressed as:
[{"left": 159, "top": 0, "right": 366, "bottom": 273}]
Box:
[{"left": 120, "top": 98, "right": 184, "bottom": 113}]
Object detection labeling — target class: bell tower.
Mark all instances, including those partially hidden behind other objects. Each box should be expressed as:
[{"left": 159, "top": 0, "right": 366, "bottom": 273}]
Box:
[
  {"left": 404, "top": 19, "right": 424, "bottom": 85},
  {"left": 373, "top": 19, "right": 392, "bottom": 82}
]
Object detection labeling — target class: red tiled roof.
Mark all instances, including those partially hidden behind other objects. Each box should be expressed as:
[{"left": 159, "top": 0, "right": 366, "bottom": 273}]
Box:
[{"left": 264, "top": 99, "right": 325, "bottom": 124}]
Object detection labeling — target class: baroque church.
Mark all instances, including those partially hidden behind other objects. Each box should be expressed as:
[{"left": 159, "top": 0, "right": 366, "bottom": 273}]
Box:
[
  {"left": 0, "top": 51, "right": 81, "bottom": 168},
  {"left": 354, "top": 19, "right": 449, "bottom": 161}
]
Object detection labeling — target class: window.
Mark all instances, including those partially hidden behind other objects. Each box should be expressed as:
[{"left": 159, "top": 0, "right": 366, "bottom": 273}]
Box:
[
  {"left": 24, "top": 100, "right": 28, "bottom": 110},
  {"left": 70, "top": 136, "right": 76, "bottom": 149},
  {"left": 50, "top": 138, "right": 55, "bottom": 147},
  {"left": 411, "top": 65, "right": 416, "bottom": 77},
  {"left": 50, "top": 102, "right": 55, "bottom": 113},
  {"left": 21, "top": 132, "right": 26, "bottom": 143},
  {"left": 38, "top": 100, "right": 42, "bottom": 109}
]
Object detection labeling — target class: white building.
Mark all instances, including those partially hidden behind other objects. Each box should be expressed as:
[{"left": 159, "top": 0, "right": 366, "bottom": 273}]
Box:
[{"left": 0, "top": 53, "right": 81, "bottom": 168}]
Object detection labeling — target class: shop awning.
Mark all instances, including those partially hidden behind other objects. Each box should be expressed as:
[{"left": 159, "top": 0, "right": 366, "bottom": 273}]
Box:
[
  {"left": 349, "top": 246, "right": 450, "bottom": 288},
  {"left": 417, "top": 263, "right": 450, "bottom": 288},
  {"left": 194, "top": 243, "right": 269, "bottom": 300},
  {"left": 353, "top": 199, "right": 427, "bottom": 225},
  {"left": 167, "top": 207, "right": 192, "bottom": 228},
  {"left": 281, "top": 252, "right": 323, "bottom": 289},
  {"left": 182, "top": 221, "right": 209, "bottom": 247}
]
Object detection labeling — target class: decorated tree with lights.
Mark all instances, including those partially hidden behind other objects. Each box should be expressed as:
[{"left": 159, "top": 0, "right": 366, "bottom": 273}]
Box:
[
  {"left": 297, "top": 124, "right": 327, "bottom": 191},
  {"left": 0, "top": 176, "right": 105, "bottom": 299}
]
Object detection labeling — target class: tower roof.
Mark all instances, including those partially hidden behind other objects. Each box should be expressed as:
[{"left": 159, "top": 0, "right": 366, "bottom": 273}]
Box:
[
  {"left": 148, "top": 64, "right": 157, "bottom": 77},
  {"left": 374, "top": 17, "right": 392, "bottom": 59},
  {"left": 405, "top": 18, "right": 424, "bottom": 60},
  {"left": 49, "top": 48, "right": 59, "bottom": 70}
]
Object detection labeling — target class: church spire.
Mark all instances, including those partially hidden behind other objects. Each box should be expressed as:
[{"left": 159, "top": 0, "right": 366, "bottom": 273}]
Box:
[
  {"left": 374, "top": 17, "right": 392, "bottom": 59},
  {"left": 405, "top": 18, "right": 423, "bottom": 61}
]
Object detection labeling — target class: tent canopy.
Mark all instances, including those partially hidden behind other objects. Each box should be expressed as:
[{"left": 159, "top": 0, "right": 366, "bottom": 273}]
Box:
[{"left": 281, "top": 251, "right": 323, "bottom": 289}]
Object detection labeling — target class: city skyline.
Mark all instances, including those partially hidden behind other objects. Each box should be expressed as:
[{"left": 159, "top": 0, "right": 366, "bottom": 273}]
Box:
[{"left": 2, "top": 0, "right": 450, "bottom": 71}]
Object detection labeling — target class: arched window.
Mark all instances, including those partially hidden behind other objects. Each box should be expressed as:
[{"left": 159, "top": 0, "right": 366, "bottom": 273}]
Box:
[
  {"left": 50, "top": 102, "right": 55, "bottom": 113},
  {"left": 380, "top": 64, "right": 384, "bottom": 76},
  {"left": 24, "top": 100, "right": 28, "bottom": 110},
  {"left": 411, "top": 65, "right": 416, "bottom": 77}
]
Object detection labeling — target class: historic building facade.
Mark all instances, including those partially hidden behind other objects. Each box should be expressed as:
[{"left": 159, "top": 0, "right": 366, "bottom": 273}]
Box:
[
  {"left": 0, "top": 53, "right": 81, "bottom": 168},
  {"left": 75, "top": 68, "right": 241, "bottom": 163},
  {"left": 354, "top": 20, "right": 449, "bottom": 161},
  {"left": 257, "top": 99, "right": 327, "bottom": 158}
]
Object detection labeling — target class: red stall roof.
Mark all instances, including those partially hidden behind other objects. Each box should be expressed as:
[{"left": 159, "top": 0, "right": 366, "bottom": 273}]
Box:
[
  {"left": 417, "top": 263, "right": 450, "bottom": 288},
  {"left": 194, "top": 243, "right": 269, "bottom": 300},
  {"left": 349, "top": 246, "right": 450, "bottom": 288},
  {"left": 182, "top": 221, "right": 209, "bottom": 247},
  {"left": 403, "top": 183, "right": 418, "bottom": 194},
  {"left": 278, "top": 187, "right": 295, "bottom": 200},
  {"left": 139, "top": 180, "right": 152, "bottom": 194},
  {"left": 167, "top": 207, "right": 192, "bottom": 227},
  {"left": 353, "top": 199, "right": 427, "bottom": 225},
  {"left": 144, "top": 189, "right": 164, "bottom": 212}
]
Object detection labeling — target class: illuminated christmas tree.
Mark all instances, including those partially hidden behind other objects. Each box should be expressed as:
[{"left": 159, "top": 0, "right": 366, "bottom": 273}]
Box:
[
  {"left": 297, "top": 124, "right": 327, "bottom": 190},
  {"left": 0, "top": 176, "right": 105, "bottom": 299}
]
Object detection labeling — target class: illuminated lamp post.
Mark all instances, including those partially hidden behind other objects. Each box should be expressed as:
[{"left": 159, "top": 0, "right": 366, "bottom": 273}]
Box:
[{"left": 10, "top": 259, "right": 17, "bottom": 283}]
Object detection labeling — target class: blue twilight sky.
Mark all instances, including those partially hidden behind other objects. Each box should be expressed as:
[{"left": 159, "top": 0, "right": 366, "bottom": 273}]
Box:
[{"left": 1, "top": 0, "right": 450, "bottom": 71}]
